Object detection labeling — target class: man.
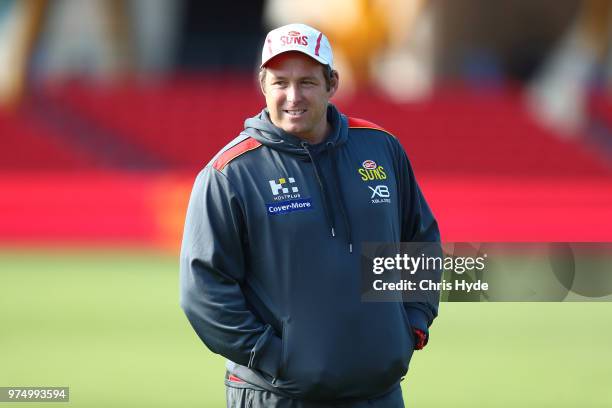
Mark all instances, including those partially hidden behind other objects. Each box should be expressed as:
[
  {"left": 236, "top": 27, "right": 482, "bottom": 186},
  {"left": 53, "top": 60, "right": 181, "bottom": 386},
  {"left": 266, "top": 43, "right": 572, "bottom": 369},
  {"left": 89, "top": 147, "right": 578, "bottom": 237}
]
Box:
[{"left": 180, "top": 23, "right": 440, "bottom": 408}]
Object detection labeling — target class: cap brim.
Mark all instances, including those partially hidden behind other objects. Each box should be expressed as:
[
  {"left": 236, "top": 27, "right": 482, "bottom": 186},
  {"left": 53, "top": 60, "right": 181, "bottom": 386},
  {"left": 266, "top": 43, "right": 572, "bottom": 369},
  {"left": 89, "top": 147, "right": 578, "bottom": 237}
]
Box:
[{"left": 261, "top": 49, "right": 330, "bottom": 68}]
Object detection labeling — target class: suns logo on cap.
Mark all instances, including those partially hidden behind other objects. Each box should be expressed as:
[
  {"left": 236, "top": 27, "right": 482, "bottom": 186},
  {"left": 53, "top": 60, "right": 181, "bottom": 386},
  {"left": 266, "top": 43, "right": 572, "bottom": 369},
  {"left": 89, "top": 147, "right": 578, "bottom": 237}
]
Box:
[{"left": 281, "top": 31, "right": 308, "bottom": 46}]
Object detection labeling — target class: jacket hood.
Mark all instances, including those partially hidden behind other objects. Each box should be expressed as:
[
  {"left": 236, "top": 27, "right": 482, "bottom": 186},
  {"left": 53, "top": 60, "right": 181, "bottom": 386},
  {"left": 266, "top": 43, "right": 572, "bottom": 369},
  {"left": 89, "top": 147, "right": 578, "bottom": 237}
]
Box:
[{"left": 243, "top": 104, "right": 349, "bottom": 156}]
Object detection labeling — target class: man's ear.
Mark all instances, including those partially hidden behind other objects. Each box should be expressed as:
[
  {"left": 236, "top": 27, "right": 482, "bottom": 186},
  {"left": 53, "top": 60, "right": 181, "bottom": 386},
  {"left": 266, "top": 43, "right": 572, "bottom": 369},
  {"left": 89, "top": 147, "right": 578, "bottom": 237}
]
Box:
[
  {"left": 259, "top": 69, "right": 267, "bottom": 95},
  {"left": 329, "top": 70, "right": 339, "bottom": 97}
]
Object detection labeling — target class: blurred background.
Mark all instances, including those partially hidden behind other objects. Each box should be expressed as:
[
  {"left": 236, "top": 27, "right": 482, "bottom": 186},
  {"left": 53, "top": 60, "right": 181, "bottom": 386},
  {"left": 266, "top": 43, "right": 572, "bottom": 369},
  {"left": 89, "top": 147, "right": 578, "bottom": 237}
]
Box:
[{"left": 1, "top": 0, "right": 612, "bottom": 407}]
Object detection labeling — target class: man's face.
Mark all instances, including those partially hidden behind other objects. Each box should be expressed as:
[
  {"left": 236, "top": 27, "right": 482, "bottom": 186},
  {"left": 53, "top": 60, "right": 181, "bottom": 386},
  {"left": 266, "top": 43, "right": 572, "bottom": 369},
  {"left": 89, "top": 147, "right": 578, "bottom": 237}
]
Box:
[{"left": 262, "top": 52, "right": 338, "bottom": 143}]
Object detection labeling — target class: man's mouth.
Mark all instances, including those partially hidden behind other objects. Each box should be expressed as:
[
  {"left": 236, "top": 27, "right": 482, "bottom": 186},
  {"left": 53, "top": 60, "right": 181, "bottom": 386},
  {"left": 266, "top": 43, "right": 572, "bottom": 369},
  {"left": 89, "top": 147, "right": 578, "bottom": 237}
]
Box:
[{"left": 283, "top": 109, "right": 307, "bottom": 117}]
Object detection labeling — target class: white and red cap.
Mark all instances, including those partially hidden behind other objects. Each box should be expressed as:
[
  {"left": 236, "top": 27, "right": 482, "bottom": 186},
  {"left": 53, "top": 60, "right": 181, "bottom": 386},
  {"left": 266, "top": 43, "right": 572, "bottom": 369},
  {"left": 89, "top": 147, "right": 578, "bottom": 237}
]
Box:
[{"left": 261, "top": 23, "right": 333, "bottom": 68}]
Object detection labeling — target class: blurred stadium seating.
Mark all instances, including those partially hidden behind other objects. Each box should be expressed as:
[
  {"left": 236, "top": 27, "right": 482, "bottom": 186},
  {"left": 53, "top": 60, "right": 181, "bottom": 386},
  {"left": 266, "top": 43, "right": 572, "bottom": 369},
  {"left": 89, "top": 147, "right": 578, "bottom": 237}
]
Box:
[
  {"left": 0, "top": 108, "right": 98, "bottom": 170},
  {"left": 7, "top": 78, "right": 611, "bottom": 176},
  {"left": 39, "top": 76, "right": 261, "bottom": 169},
  {"left": 2, "top": 77, "right": 612, "bottom": 247},
  {"left": 1, "top": 0, "right": 611, "bottom": 248}
]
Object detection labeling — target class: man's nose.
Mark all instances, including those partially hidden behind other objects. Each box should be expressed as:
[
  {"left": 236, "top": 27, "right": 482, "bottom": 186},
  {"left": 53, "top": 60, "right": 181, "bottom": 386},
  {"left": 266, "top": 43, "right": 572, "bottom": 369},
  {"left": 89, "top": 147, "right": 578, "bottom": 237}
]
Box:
[{"left": 286, "top": 84, "right": 303, "bottom": 104}]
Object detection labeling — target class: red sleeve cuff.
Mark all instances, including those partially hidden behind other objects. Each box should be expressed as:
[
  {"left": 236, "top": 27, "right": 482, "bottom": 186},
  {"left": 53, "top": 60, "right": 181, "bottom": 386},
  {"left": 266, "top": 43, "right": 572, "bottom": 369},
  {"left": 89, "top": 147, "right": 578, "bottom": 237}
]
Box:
[{"left": 413, "top": 328, "right": 428, "bottom": 350}]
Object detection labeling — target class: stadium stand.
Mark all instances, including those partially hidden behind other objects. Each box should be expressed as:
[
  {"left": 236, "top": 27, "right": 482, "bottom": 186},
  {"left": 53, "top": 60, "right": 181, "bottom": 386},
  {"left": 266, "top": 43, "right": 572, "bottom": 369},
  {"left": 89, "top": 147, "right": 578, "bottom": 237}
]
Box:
[
  {"left": 37, "top": 79, "right": 612, "bottom": 177},
  {"left": 1, "top": 78, "right": 611, "bottom": 246},
  {"left": 0, "top": 109, "right": 98, "bottom": 171}
]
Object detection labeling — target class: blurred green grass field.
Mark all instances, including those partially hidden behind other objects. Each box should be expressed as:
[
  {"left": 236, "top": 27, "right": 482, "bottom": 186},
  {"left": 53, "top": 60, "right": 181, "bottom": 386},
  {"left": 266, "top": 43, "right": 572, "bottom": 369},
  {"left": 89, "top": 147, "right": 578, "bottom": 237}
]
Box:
[{"left": 1, "top": 249, "right": 611, "bottom": 407}]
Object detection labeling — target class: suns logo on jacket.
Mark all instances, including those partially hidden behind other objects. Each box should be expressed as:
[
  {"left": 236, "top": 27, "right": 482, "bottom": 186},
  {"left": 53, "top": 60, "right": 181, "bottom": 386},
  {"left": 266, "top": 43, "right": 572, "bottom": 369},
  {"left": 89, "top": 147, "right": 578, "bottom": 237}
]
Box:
[{"left": 358, "top": 160, "right": 387, "bottom": 181}]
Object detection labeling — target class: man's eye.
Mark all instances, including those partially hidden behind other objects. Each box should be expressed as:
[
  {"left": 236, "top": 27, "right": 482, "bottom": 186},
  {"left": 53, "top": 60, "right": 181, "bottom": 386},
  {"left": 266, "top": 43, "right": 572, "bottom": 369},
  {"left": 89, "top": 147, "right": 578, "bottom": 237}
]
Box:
[{"left": 273, "top": 81, "right": 287, "bottom": 86}]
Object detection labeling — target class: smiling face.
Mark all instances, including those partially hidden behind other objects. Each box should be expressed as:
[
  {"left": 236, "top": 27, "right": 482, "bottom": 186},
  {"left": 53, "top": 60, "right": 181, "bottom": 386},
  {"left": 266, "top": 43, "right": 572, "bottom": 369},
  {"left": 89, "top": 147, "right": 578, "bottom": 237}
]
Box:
[{"left": 261, "top": 52, "right": 338, "bottom": 144}]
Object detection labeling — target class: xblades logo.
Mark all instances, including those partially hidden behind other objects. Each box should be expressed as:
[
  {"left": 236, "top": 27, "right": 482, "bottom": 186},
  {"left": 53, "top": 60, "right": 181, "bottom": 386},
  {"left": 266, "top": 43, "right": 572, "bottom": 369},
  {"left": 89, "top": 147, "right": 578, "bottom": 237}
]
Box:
[
  {"left": 369, "top": 184, "right": 391, "bottom": 204},
  {"left": 369, "top": 185, "right": 390, "bottom": 198}
]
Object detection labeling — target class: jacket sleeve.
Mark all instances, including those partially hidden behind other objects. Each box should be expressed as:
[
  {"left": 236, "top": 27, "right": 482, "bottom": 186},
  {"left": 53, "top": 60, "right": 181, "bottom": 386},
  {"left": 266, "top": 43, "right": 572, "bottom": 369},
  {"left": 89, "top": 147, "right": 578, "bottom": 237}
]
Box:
[
  {"left": 396, "top": 144, "right": 442, "bottom": 338},
  {"left": 180, "top": 167, "right": 282, "bottom": 378}
]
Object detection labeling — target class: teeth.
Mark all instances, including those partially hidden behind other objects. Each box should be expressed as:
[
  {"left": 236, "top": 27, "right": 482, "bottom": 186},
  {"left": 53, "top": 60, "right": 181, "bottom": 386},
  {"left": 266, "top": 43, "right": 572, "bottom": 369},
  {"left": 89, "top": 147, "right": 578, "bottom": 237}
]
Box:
[{"left": 285, "top": 110, "right": 306, "bottom": 116}]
